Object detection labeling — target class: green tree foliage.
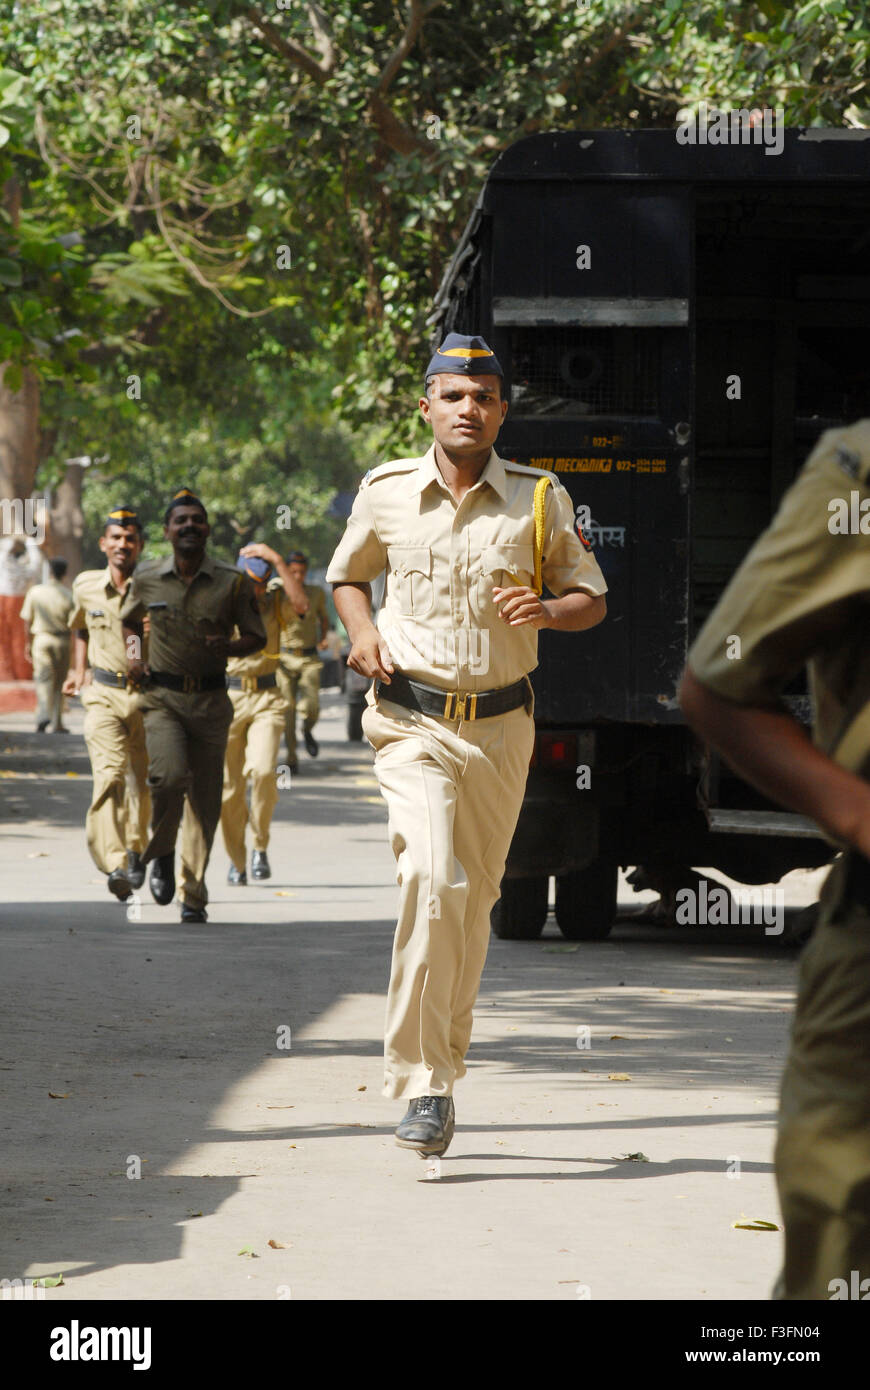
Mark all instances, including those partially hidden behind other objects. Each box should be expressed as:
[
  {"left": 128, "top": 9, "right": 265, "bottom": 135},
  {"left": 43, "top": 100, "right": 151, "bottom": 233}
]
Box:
[{"left": 2, "top": 1, "right": 868, "bottom": 560}]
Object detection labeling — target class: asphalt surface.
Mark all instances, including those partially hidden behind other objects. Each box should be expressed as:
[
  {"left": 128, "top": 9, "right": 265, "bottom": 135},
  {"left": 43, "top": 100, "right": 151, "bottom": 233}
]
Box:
[{"left": 0, "top": 691, "right": 829, "bottom": 1301}]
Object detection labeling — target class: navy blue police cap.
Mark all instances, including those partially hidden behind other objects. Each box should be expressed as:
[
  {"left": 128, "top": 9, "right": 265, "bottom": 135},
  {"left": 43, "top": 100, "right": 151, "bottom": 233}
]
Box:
[
  {"left": 237, "top": 552, "right": 273, "bottom": 583},
  {"left": 164, "top": 487, "right": 208, "bottom": 523},
  {"left": 425, "top": 333, "right": 504, "bottom": 385},
  {"left": 104, "top": 505, "right": 143, "bottom": 533}
]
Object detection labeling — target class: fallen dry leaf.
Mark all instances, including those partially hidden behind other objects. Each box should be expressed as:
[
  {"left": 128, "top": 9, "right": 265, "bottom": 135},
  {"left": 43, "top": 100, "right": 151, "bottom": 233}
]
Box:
[
  {"left": 267, "top": 1239, "right": 291, "bottom": 1249},
  {"left": 27, "top": 851, "right": 49, "bottom": 858},
  {"left": 48, "top": 1092, "right": 70, "bottom": 1099},
  {"left": 618, "top": 1152, "right": 649, "bottom": 1162},
  {"left": 266, "top": 1105, "right": 295, "bottom": 1110},
  {"left": 610, "top": 1034, "right": 626, "bottom": 1040},
  {"left": 608, "top": 1073, "right": 631, "bottom": 1082},
  {"left": 357, "top": 1085, "right": 366, "bottom": 1091},
  {"left": 732, "top": 1217, "right": 779, "bottom": 1231}
]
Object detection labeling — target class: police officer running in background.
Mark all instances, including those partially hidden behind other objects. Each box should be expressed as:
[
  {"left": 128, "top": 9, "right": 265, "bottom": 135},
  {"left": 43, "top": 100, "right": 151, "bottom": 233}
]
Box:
[
  {"left": 221, "top": 543, "right": 306, "bottom": 884},
  {"left": 327, "top": 334, "right": 607, "bottom": 1156},
  {"left": 681, "top": 420, "right": 870, "bottom": 1299},
  {"left": 273, "top": 550, "right": 329, "bottom": 772},
  {"left": 62, "top": 506, "right": 151, "bottom": 902},
  {"left": 21, "top": 556, "right": 73, "bottom": 733},
  {"left": 121, "top": 489, "right": 266, "bottom": 923}
]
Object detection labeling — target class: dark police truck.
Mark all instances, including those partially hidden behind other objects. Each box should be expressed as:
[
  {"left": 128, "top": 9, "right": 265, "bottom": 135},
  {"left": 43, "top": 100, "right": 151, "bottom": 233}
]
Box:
[{"left": 429, "top": 128, "right": 870, "bottom": 942}]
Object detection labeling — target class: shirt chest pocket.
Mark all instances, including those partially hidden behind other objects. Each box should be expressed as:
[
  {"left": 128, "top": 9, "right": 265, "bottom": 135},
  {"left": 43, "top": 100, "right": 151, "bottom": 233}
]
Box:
[
  {"left": 387, "top": 545, "right": 434, "bottom": 618},
  {"left": 86, "top": 608, "right": 109, "bottom": 630},
  {"left": 475, "top": 543, "right": 535, "bottom": 612}
]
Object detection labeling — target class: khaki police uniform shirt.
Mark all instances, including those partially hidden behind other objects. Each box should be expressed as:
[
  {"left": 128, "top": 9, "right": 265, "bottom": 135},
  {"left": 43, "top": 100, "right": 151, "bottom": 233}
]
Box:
[
  {"left": 228, "top": 587, "right": 293, "bottom": 679},
  {"left": 325, "top": 444, "right": 607, "bottom": 691},
  {"left": 275, "top": 582, "right": 327, "bottom": 652},
  {"left": 688, "top": 419, "right": 870, "bottom": 776},
  {"left": 120, "top": 552, "right": 266, "bottom": 676},
  {"left": 68, "top": 568, "right": 137, "bottom": 675},
  {"left": 21, "top": 578, "right": 73, "bottom": 636}
]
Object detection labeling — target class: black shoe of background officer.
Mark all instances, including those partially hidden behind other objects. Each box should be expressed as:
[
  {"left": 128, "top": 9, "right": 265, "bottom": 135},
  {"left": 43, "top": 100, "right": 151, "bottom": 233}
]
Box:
[
  {"left": 303, "top": 728, "right": 318, "bottom": 758},
  {"left": 394, "top": 1096, "right": 455, "bottom": 1155},
  {"left": 181, "top": 903, "right": 207, "bottom": 923},
  {"left": 37, "top": 720, "right": 50, "bottom": 733},
  {"left": 126, "top": 851, "right": 145, "bottom": 889},
  {"left": 228, "top": 863, "right": 247, "bottom": 885},
  {"left": 107, "top": 866, "right": 133, "bottom": 902},
  {"left": 149, "top": 854, "right": 175, "bottom": 906},
  {"left": 251, "top": 850, "right": 270, "bottom": 880}
]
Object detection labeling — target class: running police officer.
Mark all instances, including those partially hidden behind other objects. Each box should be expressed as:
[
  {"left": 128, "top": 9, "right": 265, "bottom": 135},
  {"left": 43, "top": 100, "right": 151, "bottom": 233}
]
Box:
[
  {"left": 273, "top": 550, "right": 329, "bottom": 771},
  {"left": 63, "top": 506, "right": 150, "bottom": 901},
  {"left": 327, "top": 334, "right": 607, "bottom": 1155},
  {"left": 22, "top": 556, "right": 73, "bottom": 733},
  {"left": 681, "top": 419, "right": 870, "bottom": 1298},
  {"left": 121, "top": 489, "right": 266, "bottom": 923},
  {"left": 221, "top": 544, "right": 305, "bottom": 884}
]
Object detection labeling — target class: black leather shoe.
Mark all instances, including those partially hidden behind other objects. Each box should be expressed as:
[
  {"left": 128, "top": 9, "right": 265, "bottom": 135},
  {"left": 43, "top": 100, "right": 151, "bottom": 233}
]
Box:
[
  {"left": 251, "top": 850, "right": 270, "bottom": 880},
  {"left": 227, "top": 864, "right": 247, "bottom": 885},
  {"left": 107, "top": 866, "right": 133, "bottom": 901},
  {"left": 36, "top": 720, "right": 49, "bottom": 733},
  {"left": 149, "top": 854, "right": 175, "bottom": 905},
  {"left": 303, "top": 728, "right": 319, "bottom": 758},
  {"left": 126, "top": 851, "right": 145, "bottom": 889},
  {"left": 181, "top": 904, "right": 208, "bottom": 923},
  {"left": 394, "top": 1096, "right": 455, "bottom": 1155}
]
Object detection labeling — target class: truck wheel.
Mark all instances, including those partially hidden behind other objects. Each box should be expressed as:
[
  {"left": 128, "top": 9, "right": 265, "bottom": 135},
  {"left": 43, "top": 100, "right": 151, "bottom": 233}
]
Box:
[
  {"left": 555, "top": 861, "right": 618, "bottom": 941},
  {"left": 490, "top": 876, "right": 549, "bottom": 940},
  {"left": 347, "top": 704, "right": 364, "bottom": 741}
]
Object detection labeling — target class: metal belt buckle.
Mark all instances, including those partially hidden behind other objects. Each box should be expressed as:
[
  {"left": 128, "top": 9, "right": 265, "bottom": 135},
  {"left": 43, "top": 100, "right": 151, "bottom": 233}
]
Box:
[
  {"left": 243, "top": 675, "right": 256, "bottom": 692},
  {"left": 115, "top": 671, "right": 125, "bottom": 686},
  {"left": 183, "top": 674, "right": 197, "bottom": 693},
  {"left": 444, "top": 691, "right": 478, "bottom": 721}
]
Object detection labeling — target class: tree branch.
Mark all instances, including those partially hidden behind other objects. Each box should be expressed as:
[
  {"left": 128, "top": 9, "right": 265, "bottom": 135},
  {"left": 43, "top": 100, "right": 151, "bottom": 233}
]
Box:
[
  {"left": 242, "top": 5, "right": 331, "bottom": 84},
  {"left": 306, "top": 2, "right": 336, "bottom": 71},
  {"left": 378, "top": 0, "right": 444, "bottom": 96}
]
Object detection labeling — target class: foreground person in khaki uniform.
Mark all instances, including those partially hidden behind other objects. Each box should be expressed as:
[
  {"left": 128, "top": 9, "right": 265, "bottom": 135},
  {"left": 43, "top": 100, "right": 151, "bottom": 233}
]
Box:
[
  {"left": 221, "top": 545, "right": 305, "bottom": 884},
  {"left": 63, "top": 507, "right": 150, "bottom": 902},
  {"left": 121, "top": 490, "right": 266, "bottom": 923},
  {"left": 273, "top": 550, "right": 329, "bottom": 770},
  {"left": 681, "top": 419, "right": 870, "bottom": 1299},
  {"left": 21, "top": 557, "right": 73, "bottom": 732},
  {"left": 327, "top": 333, "right": 607, "bottom": 1154}
]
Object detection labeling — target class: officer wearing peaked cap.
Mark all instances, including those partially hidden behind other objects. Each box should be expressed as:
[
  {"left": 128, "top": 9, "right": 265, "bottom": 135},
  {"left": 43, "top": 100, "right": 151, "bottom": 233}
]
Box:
[
  {"left": 63, "top": 505, "right": 151, "bottom": 902},
  {"left": 120, "top": 488, "right": 266, "bottom": 922},
  {"left": 327, "top": 332, "right": 608, "bottom": 1155}
]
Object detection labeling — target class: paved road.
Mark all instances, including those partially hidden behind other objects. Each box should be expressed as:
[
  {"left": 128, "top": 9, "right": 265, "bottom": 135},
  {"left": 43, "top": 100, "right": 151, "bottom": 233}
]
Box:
[{"left": 0, "top": 692, "right": 827, "bottom": 1301}]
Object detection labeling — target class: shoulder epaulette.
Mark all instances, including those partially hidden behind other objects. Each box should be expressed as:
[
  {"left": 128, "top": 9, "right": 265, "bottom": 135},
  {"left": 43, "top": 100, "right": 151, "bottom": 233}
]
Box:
[
  {"left": 503, "top": 460, "right": 559, "bottom": 485},
  {"left": 360, "top": 458, "right": 422, "bottom": 486}
]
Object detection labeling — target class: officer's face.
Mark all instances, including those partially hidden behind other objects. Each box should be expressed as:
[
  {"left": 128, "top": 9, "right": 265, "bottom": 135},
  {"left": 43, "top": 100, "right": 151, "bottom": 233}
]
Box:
[
  {"left": 100, "top": 524, "right": 142, "bottom": 574},
  {"left": 164, "top": 505, "right": 210, "bottom": 552},
  {"left": 419, "top": 373, "right": 508, "bottom": 455},
  {"left": 287, "top": 562, "right": 307, "bottom": 584}
]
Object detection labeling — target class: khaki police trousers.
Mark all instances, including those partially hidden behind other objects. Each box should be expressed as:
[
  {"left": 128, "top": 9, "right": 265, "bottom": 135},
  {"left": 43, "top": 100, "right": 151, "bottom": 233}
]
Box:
[
  {"left": 362, "top": 691, "right": 535, "bottom": 1100},
  {"left": 276, "top": 652, "right": 321, "bottom": 761},
  {"left": 775, "top": 852, "right": 870, "bottom": 1298},
  {"left": 81, "top": 683, "right": 150, "bottom": 874},
  {"left": 221, "top": 686, "right": 285, "bottom": 870},
  {"left": 32, "top": 632, "right": 69, "bottom": 729},
  {"left": 138, "top": 686, "right": 233, "bottom": 912}
]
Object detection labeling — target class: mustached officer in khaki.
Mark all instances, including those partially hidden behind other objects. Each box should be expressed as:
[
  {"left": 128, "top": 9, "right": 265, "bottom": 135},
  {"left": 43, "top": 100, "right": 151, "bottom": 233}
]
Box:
[
  {"left": 681, "top": 420, "right": 870, "bottom": 1299},
  {"left": 221, "top": 545, "right": 306, "bottom": 884},
  {"left": 121, "top": 489, "right": 266, "bottom": 923},
  {"left": 21, "top": 556, "right": 74, "bottom": 733},
  {"left": 62, "top": 506, "right": 151, "bottom": 902},
  {"left": 273, "top": 550, "right": 329, "bottom": 771},
  {"left": 327, "top": 334, "right": 607, "bottom": 1155}
]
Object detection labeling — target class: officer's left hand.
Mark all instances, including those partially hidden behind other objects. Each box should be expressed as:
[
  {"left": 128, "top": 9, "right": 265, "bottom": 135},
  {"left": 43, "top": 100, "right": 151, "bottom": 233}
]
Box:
[
  {"left": 492, "top": 585, "right": 550, "bottom": 628},
  {"left": 203, "top": 633, "right": 231, "bottom": 657}
]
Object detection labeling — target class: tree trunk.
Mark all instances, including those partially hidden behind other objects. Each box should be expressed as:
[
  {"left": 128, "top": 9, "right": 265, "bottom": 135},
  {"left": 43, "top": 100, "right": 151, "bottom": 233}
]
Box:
[
  {"left": 0, "top": 366, "right": 40, "bottom": 508},
  {"left": 49, "top": 461, "right": 86, "bottom": 579}
]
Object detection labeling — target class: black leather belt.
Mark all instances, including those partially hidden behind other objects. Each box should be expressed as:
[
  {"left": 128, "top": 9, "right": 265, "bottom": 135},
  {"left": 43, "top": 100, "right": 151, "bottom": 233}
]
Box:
[
  {"left": 282, "top": 645, "right": 318, "bottom": 657},
  {"left": 843, "top": 852, "right": 870, "bottom": 911},
  {"left": 93, "top": 667, "right": 128, "bottom": 688},
  {"left": 375, "top": 672, "right": 529, "bottom": 722},
  {"left": 227, "top": 673, "right": 278, "bottom": 692},
  {"left": 148, "top": 670, "right": 227, "bottom": 693}
]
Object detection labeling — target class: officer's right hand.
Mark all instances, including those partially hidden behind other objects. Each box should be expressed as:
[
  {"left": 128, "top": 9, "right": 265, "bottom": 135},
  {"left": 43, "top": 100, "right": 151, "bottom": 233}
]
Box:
[
  {"left": 127, "top": 659, "right": 149, "bottom": 688},
  {"left": 347, "top": 628, "right": 394, "bottom": 684}
]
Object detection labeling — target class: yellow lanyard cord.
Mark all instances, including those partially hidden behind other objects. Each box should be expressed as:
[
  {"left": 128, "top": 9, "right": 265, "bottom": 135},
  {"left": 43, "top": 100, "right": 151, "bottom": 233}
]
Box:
[{"left": 533, "top": 475, "right": 552, "bottom": 595}]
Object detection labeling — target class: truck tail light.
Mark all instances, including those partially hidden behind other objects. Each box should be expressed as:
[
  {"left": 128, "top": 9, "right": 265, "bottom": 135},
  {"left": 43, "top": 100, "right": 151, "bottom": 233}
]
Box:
[{"left": 535, "top": 732, "right": 578, "bottom": 769}]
